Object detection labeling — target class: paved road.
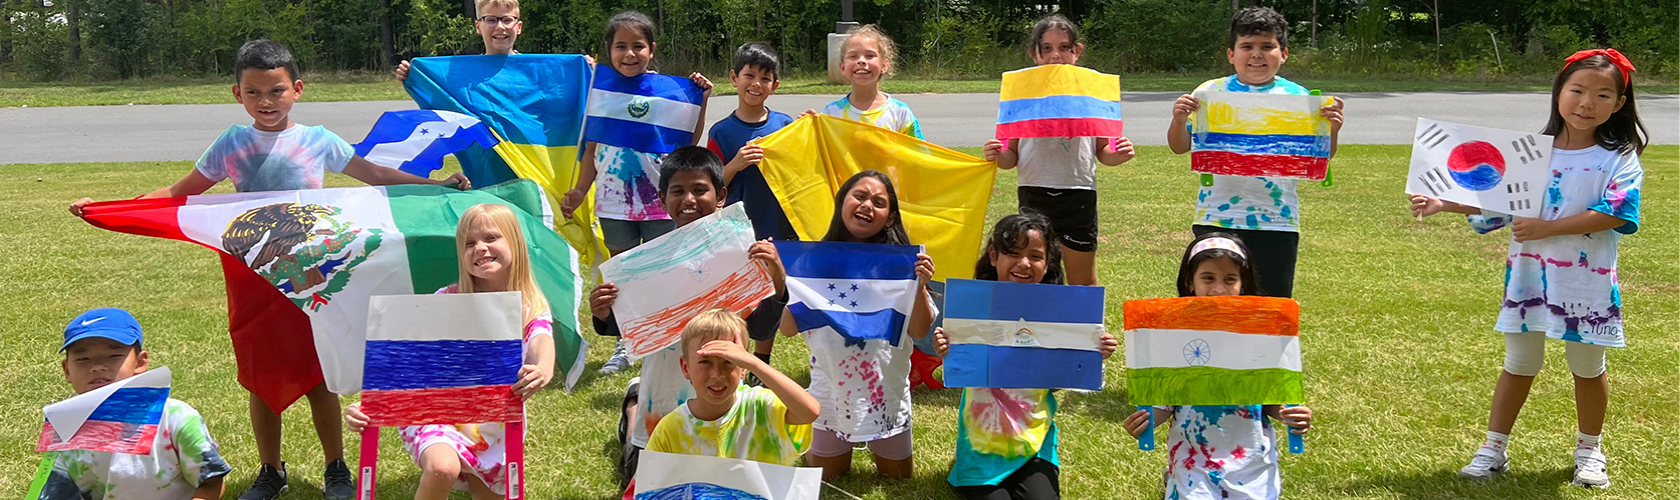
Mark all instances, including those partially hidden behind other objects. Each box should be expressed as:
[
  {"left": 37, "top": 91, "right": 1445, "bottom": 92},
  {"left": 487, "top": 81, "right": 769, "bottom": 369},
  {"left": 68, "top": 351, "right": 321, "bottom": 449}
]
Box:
[{"left": 2, "top": 92, "right": 1675, "bottom": 164}]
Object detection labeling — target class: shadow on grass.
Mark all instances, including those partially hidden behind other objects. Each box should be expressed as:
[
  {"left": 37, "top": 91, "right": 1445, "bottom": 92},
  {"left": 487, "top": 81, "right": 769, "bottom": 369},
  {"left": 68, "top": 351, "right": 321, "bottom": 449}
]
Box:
[
  {"left": 822, "top": 465, "right": 958, "bottom": 500},
  {"left": 1057, "top": 386, "right": 1136, "bottom": 423},
  {"left": 1339, "top": 466, "right": 1580, "bottom": 500},
  {"left": 910, "top": 386, "right": 963, "bottom": 408}
]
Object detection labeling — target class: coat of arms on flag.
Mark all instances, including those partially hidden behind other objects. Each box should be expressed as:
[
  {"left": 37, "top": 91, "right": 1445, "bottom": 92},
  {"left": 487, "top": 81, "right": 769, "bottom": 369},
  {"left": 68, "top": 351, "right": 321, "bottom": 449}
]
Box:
[
  {"left": 1122, "top": 296, "right": 1302, "bottom": 405},
  {"left": 584, "top": 70, "right": 707, "bottom": 154},
  {"left": 38, "top": 367, "right": 171, "bottom": 454},
  {"left": 776, "top": 241, "right": 921, "bottom": 347},
  {"left": 1191, "top": 91, "right": 1334, "bottom": 180},
  {"left": 997, "top": 64, "right": 1124, "bottom": 140},
  {"left": 942, "top": 279, "right": 1106, "bottom": 390}
]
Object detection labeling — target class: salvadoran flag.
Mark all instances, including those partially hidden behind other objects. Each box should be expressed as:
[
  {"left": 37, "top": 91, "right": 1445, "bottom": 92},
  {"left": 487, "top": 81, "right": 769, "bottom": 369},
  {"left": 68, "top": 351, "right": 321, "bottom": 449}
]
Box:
[
  {"left": 38, "top": 367, "right": 171, "bottom": 454},
  {"left": 996, "top": 64, "right": 1124, "bottom": 140},
  {"left": 776, "top": 241, "right": 920, "bottom": 347},
  {"left": 942, "top": 279, "right": 1106, "bottom": 390},
  {"left": 584, "top": 70, "right": 706, "bottom": 154},
  {"left": 361, "top": 292, "right": 524, "bottom": 426},
  {"left": 353, "top": 110, "right": 500, "bottom": 177},
  {"left": 1123, "top": 296, "right": 1302, "bottom": 405}
]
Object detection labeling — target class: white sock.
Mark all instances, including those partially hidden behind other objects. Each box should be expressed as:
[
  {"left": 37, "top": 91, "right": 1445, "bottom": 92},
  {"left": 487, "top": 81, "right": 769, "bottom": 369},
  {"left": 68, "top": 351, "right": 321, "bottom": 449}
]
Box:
[
  {"left": 1482, "top": 430, "right": 1510, "bottom": 456},
  {"left": 1577, "top": 432, "right": 1602, "bottom": 453}
]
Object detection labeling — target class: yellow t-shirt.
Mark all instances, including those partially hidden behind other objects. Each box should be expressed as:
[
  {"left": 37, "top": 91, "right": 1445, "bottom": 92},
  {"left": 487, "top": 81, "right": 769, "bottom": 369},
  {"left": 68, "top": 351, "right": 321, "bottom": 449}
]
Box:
[{"left": 645, "top": 385, "right": 812, "bottom": 466}]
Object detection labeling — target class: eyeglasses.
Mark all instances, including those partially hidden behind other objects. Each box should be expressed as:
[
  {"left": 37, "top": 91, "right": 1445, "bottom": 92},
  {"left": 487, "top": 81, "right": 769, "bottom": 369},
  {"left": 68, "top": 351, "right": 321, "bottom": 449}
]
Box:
[{"left": 476, "top": 15, "right": 520, "bottom": 26}]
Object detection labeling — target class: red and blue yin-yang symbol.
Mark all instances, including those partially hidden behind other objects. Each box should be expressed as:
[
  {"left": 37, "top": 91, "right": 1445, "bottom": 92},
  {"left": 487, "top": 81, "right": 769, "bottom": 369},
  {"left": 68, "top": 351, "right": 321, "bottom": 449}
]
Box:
[{"left": 1446, "top": 141, "right": 1505, "bottom": 192}]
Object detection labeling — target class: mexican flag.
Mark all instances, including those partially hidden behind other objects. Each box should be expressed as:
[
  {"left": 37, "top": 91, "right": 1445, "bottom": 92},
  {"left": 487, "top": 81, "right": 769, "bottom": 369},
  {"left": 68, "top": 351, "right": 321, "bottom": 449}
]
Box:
[{"left": 79, "top": 180, "right": 585, "bottom": 412}]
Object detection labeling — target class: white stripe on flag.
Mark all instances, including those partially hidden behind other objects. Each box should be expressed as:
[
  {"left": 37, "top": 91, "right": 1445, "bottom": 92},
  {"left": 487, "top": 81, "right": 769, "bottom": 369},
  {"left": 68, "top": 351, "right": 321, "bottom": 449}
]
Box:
[
  {"left": 361, "top": 118, "right": 477, "bottom": 167},
  {"left": 787, "top": 276, "right": 917, "bottom": 314},
  {"left": 366, "top": 292, "right": 523, "bottom": 342},
  {"left": 1124, "top": 328, "right": 1300, "bottom": 371},
  {"left": 586, "top": 89, "right": 703, "bottom": 132},
  {"left": 943, "top": 318, "right": 1102, "bottom": 351}
]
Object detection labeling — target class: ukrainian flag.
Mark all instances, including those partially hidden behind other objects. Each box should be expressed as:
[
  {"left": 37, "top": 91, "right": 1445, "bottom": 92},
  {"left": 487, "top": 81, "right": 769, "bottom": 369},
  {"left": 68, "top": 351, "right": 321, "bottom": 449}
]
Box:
[{"left": 996, "top": 65, "right": 1124, "bottom": 139}]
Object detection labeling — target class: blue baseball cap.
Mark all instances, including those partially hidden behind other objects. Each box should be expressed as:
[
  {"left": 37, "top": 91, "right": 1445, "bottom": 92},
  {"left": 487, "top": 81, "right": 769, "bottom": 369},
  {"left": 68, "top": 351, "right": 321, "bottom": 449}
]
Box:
[{"left": 61, "top": 308, "right": 144, "bottom": 352}]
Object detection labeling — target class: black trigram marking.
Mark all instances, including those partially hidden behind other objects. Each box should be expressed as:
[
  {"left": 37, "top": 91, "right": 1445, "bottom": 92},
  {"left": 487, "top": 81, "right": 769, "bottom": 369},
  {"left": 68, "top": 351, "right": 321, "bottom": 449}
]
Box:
[
  {"left": 1509, "top": 198, "right": 1533, "bottom": 212},
  {"left": 1510, "top": 135, "right": 1545, "bottom": 164},
  {"left": 1418, "top": 166, "right": 1453, "bottom": 196},
  {"left": 1504, "top": 181, "right": 1531, "bottom": 194},
  {"left": 1417, "top": 122, "right": 1450, "bottom": 150}
]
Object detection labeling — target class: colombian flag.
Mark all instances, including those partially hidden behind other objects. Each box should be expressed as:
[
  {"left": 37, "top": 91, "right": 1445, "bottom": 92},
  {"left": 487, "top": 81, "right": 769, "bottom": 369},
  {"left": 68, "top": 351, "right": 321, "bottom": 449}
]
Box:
[
  {"left": 1190, "top": 91, "right": 1334, "bottom": 180},
  {"left": 996, "top": 65, "right": 1124, "bottom": 140}
]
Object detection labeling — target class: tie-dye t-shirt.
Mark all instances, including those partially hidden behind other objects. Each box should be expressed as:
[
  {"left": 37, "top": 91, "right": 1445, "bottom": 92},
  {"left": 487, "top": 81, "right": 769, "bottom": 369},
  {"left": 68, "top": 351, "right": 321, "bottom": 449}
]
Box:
[
  {"left": 1188, "top": 76, "right": 1310, "bottom": 232},
  {"left": 820, "top": 93, "right": 925, "bottom": 140},
  {"left": 592, "top": 144, "right": 671, "bottom": 222},
  {"left": 948, "top": 388, "right": 1059, "bottom": 487},
  {"left": 629, "top": 344, "right": 694, "bottom": 449},
  {"left": 1160, "top": 405, "right": 1279, "bottom": 500},
  {"left": 1468, "top": 146, "right": 1642, "bottom": 347},
  {"left": 645, "top": 385, "right": 813, "bottom": 466},
  {"left": 195, "top": 124, "right": 353, "bottom": 193},
  {"left": 38, "top": 399, "right": 232, "bottom": 500}
]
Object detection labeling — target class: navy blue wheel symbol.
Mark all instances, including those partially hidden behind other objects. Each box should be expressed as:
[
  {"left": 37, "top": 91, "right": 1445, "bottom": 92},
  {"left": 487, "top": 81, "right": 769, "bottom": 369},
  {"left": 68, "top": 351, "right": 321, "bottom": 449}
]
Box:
[{"left": 1183, "top": 339, "right": 1211, "bottom": 366}]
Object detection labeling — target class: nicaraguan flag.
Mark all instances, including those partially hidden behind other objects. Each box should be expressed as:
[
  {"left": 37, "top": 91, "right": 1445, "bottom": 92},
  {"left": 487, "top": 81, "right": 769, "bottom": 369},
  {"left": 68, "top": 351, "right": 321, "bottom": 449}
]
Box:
[
  {"left": 584, "top": 70, "right": 706, "bottom": 154},
  {"left": 360, "top": 292, "right": 525, "bottom": 427},
  {"left": 942, "top": 279, "right": 1106, "bottom": 390},
  {"left": 39, "top": 367, "right": 171, "bottom": 454},
  {"left": 354, "top": 110, "right": 500, "bottom": 177},
  {"left": 776, "top": 241, "right": 920, "bottom": 347}
]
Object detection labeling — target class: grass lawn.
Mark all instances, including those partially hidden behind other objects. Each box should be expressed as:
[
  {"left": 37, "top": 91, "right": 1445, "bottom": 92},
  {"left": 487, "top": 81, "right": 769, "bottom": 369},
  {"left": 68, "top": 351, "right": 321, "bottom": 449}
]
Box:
[{"left": 1, "top": 145, "right": 1674, "bottom": 499}]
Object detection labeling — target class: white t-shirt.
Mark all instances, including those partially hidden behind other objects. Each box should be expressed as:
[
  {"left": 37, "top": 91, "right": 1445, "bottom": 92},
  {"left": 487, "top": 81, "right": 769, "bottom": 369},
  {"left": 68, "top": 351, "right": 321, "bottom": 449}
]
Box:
[
  {"left": 195, "top": 124, "right": 353, "bottom": 193},
  {"left": 1016, "top": 137, "right": 1101, "bottom": 190}
]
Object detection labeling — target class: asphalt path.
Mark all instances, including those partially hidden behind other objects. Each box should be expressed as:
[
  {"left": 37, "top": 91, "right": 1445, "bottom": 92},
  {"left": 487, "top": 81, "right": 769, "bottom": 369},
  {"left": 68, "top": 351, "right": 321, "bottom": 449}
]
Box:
[{"left": 2, "top": 92, "right": 1675, "bottom": 164}]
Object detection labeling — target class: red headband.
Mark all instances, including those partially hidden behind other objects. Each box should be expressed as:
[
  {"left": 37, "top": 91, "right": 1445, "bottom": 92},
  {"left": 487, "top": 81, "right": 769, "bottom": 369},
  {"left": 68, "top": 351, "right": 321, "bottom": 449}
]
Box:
[{"left": 1564, "top": 48, "right": 1636, "bottom": 87}]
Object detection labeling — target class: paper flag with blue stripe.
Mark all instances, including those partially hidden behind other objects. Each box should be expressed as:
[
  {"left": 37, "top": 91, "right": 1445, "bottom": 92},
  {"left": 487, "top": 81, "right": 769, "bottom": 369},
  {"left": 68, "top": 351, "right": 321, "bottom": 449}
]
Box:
[
  {"left": 942, "top": 279, "right": 1106, "bottom": 390},
  {"left": 776, "top": 241, "right": 921, "bottom": 347},
  {"left": 39, "top": 366, "right": 172, "bottom": 454},
  {"left": 360, "top": 292, "right": 525, "bottom": 427},
  {"left": 584, "top": 70, "right": 706, "bottom": 154},
  {"left": 353, "top": 110, "right": 500, "bottom": 177}
]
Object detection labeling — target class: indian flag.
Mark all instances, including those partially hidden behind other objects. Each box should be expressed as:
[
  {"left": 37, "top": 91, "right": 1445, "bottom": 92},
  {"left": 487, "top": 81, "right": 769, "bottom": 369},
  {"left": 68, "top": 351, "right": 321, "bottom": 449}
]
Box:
[{"left": 1122, "top": 296, "right": 1301, "bottom": 405}]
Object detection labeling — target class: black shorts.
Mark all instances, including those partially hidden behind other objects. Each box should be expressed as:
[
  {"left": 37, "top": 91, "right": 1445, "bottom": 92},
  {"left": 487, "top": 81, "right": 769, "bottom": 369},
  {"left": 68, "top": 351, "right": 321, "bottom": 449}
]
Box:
[
  {"left": 1192, "top": 225, "right": 1299, "bottom": 298},
  {"left": 1017, "top": 186, "right": 1099, "bottom": 253},
  {"left": 953, "top": 457, "right": 1061, "bottom": 499}
]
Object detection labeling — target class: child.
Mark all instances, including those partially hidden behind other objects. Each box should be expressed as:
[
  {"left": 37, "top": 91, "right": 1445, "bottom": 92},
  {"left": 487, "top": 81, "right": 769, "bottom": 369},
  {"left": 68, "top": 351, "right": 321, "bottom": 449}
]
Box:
[
  {"left": 931, "top": 212, "right": 1118, "bottom": 499},
  {"left": 1411, "top": 49, "right": 1645, "bottom": 489},
  {"left": 39, "top": 308, "right": 232, "bottom": 500},
  {"left": 807, "top": 25, "right": 922, "bottom": 139},
  {"left": 981, "top": 14, "right": 1136, "bottom": 286},
  {"left": 344, "top": 203, "right": 557, "bottom": 499},
  {"left": 706, "top": 41, "right": 795, "bottom": 373},
  {"left": 788, "top": 170, "right": 936, "bottom": 480},
  {"left": 392, "top": 0, "right": 523, "bottom": 80},
  {"left": 1163, "top": 6, "right": 1345, "bottom": 299},
  {"left": 562, "top": 10, "right": 713, "bottom": 375},
  {"left": 588, "top": 146, "right": 791, "bottom": 488},
  {"left": 1122, "top": 233, "right": 1313, "bottom": 500},
  {"left": 67, "top": 39, "right": 465, "bottom": 500}
]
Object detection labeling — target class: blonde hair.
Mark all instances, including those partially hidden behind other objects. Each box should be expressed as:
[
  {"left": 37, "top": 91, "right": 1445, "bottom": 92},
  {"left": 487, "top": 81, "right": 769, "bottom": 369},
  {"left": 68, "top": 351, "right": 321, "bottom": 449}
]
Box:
[
  {"left": 680, "top": 308, "right": 747, "bottom": 359},
  {"left": 842, "top": 24, "right": 898, "bottom": 77},
  {"left": 474, "top": 0, "right": 518, "bottom": 12},
  {"left": 455, "top": 204, "right": 548, "bottom": 326}
]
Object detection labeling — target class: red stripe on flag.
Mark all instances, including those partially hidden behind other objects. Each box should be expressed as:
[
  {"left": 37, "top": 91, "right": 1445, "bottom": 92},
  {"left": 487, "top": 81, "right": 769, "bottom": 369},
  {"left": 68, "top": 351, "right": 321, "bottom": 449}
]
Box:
[
  {"left": 996, "top": 118, "right": 1125, "bottom": 141},
  {"left": 362, "top": 385, "right": 523, "bottom": 427},
  {"left": 38, "top": 421, "right": 157, "bottom": 454},
  {"left": 622, "top": 263, "right": 775, "bottom": 357},
  {"left": 1190, "top": 151, "right": 1328, "bottom": 180}
]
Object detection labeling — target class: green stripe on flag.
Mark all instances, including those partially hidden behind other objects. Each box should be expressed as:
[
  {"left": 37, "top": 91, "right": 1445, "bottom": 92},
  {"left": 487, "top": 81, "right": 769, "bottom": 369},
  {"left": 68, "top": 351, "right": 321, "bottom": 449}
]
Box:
[{"left": 1127, "top": 366, "right": 1303, "bottom": 406}]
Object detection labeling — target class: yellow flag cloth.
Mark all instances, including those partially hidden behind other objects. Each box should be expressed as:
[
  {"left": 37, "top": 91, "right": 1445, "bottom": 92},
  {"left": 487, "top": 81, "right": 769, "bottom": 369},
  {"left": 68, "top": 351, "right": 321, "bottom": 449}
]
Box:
[{"left": 755, "top": 115, "right": 997, "bottom": 281}]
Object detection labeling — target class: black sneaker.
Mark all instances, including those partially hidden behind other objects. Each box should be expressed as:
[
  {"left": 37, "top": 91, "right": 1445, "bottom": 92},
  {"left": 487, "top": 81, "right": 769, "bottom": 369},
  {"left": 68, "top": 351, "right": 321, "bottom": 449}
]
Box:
[
  {"left": 239, "top": 462, "right": 288, "bottom": 500},
  {"left": 323, "top": 459, "right": 355, "bottom": 500}
]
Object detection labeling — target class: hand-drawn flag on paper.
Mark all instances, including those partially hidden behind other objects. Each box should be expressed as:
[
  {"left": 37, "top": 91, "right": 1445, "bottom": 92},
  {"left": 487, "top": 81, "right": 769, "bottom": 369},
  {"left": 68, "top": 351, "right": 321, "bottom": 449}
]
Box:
[
  {"left": 756, "top": 115, "right": 996, "bottom": 282},
  {"left": 1406, "top": 118, "right": 1552, "bottom": 217},
  {"left": 361, "top": 292, "right": 524, "bottom": 426},
  {"left": 599, "top": 203, "right": 775, "bottom": 359},
  {"left": 584, "top": 69, "right": 706, "bottom": 154},
  {"left": 635, "top": 451, "right": 821, "bottom": 500},
  {"left": 78, "top": 180, "right": 585, "bottom": 411},
  {"left": 353, "top": 110, "right": 500, "bottom": 178},
  {"left": 776, "top": 241, "right": 920, "bottom": 347},
  {"left": 38, "top": 367, "right": 171, "bottom": 454},
  {"left": 942, "top": 279, "right": 1106, "bottom": 390},
  {"left": 996, "top": 64, "right": 1123, "bottom": 140},
  {"left": 1123, "top": 296, "right": 1302, "bottom": 405},
  {"left": 1191, "top": 91, "right": 1334, "bottom": 180}
]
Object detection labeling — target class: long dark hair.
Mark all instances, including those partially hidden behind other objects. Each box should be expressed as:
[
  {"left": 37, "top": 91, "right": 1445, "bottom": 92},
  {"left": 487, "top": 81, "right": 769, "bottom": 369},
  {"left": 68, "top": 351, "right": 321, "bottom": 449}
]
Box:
[
  {"left": 973, "top": 211, "right": 1065, "bottom": 285},
  {"left": 1543, "top": 53, "right": 1647, "bottom": 155},
  {"left": 1176, "top": 232, "right": 1259, "bottom": 297},
  {"left": 1026, "top": 13, "right": 1081, "bottom": 58},
  {"left": 821, "top": 170, "right": 910, "bottom": 245}
]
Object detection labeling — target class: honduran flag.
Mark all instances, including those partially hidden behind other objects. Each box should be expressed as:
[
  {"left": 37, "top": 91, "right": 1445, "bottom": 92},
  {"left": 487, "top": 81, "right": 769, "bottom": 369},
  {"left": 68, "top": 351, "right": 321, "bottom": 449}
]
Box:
[
  {"left": 942, "top": 279, "right": 1106, "bottom": 390},
  {"left": 996, "top": 64, "right": 1124, "bottom": 140},
  {"left": 353, "top": 110, "right": 500, "bottom": 178},
  {"left": 584, "top": 69, "right": 707, "bottom": 154},
  {"left": 776, "top": 241, "right": 921, "bottom": 347},
  {"left": 361, "top": 292, "right": 524, "bottom": 426},
  {"left": 1123, "top": 296, "right": 1302, "bottom": 406},
  {"left": 1190, "top": 91, "right": 1334, "bottom": 180},
  {"left": 39, "top": 367, "right": 171, "bottom": 454}
]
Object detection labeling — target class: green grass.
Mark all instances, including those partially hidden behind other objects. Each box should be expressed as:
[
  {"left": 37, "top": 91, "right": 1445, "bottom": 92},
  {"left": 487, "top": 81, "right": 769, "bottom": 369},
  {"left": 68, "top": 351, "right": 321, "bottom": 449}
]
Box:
[{"left": 1, "top": 145, "right": 1674, "bottom": 499}]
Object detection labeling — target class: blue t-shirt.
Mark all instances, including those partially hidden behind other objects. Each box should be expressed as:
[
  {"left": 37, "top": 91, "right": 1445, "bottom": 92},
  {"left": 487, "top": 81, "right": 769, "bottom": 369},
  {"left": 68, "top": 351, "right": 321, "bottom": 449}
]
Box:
[
  {"left": 195, "top": 124, "right": 354, "bottom": 193},
  {"left": 707, "top": 110, "right": 797, "bottom": 240}
]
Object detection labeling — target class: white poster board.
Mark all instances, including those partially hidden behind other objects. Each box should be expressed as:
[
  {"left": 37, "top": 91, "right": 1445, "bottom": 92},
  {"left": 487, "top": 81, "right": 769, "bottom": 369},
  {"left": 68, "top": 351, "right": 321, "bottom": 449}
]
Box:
[
  {"left": 633, "top": 451, "right": 821, "bottom": 500},
  {"left": 1406, "top": 118, "right": 1552, "bottom": 217}
]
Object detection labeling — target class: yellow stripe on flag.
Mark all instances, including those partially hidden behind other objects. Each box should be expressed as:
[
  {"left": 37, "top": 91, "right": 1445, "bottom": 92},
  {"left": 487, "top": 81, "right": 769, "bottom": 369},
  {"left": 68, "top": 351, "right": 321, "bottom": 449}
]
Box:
[
  {"left": 491, "top": 140, "right": 609, "bottom": 272},
  {"left": 999, "top": 65, "right": 1121, "bottom": 102},
  {"left": 1201, "top": 96, "right": 1333, "bottom": 136}
]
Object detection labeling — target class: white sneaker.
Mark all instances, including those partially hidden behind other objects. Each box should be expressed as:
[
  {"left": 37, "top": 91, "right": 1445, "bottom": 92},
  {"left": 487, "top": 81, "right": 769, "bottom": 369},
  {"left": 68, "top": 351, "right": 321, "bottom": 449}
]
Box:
[
  {"left": 598, "top": 340, "right": 632, "bottom": 375},
  {"left": 1458, "top": 449, "right": 1508, "bottom": 479},
  {"left": 1571, "top": 448, "right": 1610, "bottom": 489}
]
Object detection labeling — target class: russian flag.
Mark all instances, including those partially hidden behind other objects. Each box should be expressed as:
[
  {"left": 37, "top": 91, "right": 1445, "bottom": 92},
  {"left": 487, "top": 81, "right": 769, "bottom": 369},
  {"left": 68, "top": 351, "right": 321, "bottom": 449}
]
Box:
[
  {"left": 360, "top": 292, "right": 525, "bottom": 427},
  {"left": 1190, "top": 91, "right": 1334, "bottom": 180},
  {"left": 996, "top": 64, "right": 1124, "bottom": 140},
  {"left": 1123, "top": 296, "right": 1302, "bottom": 406},
  {"left": 353, "top": 110, "right": 501, "bottom": 178},
  {"left": 39, "top": 367, "right": 171, "bottom": 454},
  {"left": 776, "top": 241, "right": 921, "bottom": 347},
  {"left": 942, "top": 280, "right": 1106, "bottom": 390},
  {"left": 583, "top": 69, "right": 706, "bottom": 154}
]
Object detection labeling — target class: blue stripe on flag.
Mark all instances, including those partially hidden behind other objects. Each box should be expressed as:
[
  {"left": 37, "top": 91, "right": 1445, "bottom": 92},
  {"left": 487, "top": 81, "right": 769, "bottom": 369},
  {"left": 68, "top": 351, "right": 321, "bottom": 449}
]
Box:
[
  {"left": 353, "top": 110, "right": 501, "bottom": 177},
  {"left": 775, "top": 241, "right": 919, "bottom": 280},
  {"left": 582, "top": 116, "right": 696, "bottom": 155},
  {"left": 85, "top": 387, "right": 169, "bottom": 424},
  {"left": 787, "top": 302, "right": 907, "bottom": 346},
  {"left": 997, "top": 95, "right": 1123, "bottom": 124},
  {"left": 363, "top": 340, "right": 523, "bottom": 391},
  {"left": 944, "top": 344, "right": 1104, "bottom": 390},
  {"left": 590, "top": 70, "right": 707, "bottom": 104},
  {"left": 944, "top": 279, "right": 1105, "bottom": 324},
  {"left": 1194, "top": 132, "right": 1330, "bottom": 157}
]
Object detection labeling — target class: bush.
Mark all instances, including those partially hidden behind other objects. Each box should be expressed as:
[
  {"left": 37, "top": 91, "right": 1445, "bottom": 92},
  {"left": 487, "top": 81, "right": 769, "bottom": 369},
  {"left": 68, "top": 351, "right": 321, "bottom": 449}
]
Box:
[{"left": 1084, "top": 0, "right": 1230, "bottom": 73}]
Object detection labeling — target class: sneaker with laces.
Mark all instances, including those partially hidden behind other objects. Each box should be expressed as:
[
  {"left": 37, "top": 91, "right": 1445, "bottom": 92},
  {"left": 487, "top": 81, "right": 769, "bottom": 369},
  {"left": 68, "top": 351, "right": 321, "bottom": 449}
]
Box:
[
  {"left": 599, "top": 340, "right": 633, "bottom": 375},
  {"left": 1458, "top": 449, "right": 1508, "bottom": 479},
  {"left": 1571, "top": 448, "right": 1610, "bottom": 489},
  {"left": 239, "top": 462, "right": 289, "bottom": 500},
  {"left": 323, "top": 458, "right": 356, "bottom": 500}
]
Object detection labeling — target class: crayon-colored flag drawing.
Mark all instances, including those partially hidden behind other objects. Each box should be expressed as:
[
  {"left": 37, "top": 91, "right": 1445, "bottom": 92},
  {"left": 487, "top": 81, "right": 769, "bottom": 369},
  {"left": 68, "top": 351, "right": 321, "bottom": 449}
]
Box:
[
  {"left": 38, "top": 367, "right": 171, "bottom": 454},
  {"left": 1123, "top": 296, "right": 1302, "bottom": 406},
  {"left": 1191, "top": 91, "right": 1334, "bottom": 180},
  {"left": 996, "top": 65, "right": 1124, "bottom": 140},
  {"left": 634, "top": 451, "right": 821, "bottom": 500},
  {"left": 1406, "top": 118, "right": 1553, "bottom": 217},
  {"left": 360, "top": 292, "right": 525, "bottom": 427},
  {"left": 942, "top": 279, "right": 1106, "bottom": 390}
]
